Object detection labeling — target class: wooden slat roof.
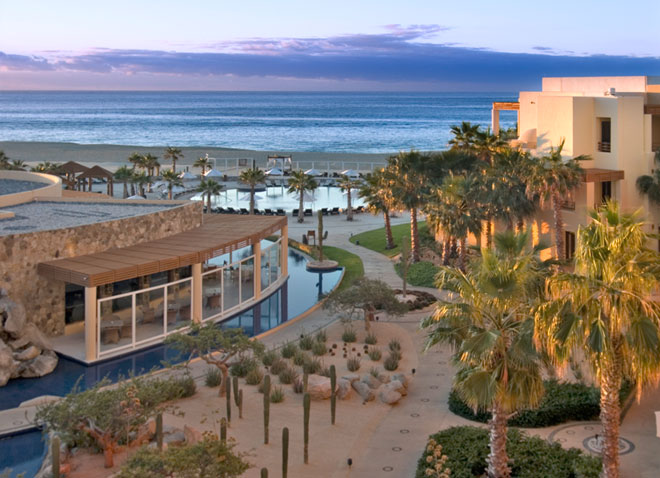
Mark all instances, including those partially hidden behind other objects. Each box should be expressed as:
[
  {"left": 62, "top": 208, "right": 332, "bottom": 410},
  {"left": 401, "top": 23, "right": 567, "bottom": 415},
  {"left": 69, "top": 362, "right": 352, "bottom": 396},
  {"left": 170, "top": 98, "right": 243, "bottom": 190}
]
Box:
[
  {"left": 78, "top": 165, "right": 114, "bottom": 180},
  {"left": 38, "top": 215, "right": 287, "bottom": 287},
  {"left": 582, "top": 168, "right": 624, "bottom": 183},
  {"left": 492, "top": 101, "right": 520, "bottom": 111},
  {"left": 59, "top": 161, "right": 90, "bottom": 175}
]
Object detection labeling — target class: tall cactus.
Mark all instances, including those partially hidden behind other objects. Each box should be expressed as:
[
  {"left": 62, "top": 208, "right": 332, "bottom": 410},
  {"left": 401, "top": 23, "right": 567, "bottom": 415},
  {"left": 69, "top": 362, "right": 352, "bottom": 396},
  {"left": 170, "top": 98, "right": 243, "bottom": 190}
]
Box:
[
  {"left": 303, "top": 392, "right": 310, "bottom": 464},
  {"left": 282, "top": 427, "right": 289, "bottom": 478},
  {"left": 303, "top": 372, "right": 309, "bottom": 393},
  {"left": 263, "top": 374, "right": 271, "bottom": 444},
  {"left": 220, "top": 417, "right": 227, "bottom": 443},
  {"left": 52, "top": 436, "right": 60, "bottom": 478},
  {"left": 317, "top": 210, "right": 324, "bottom": 261},
  {"left": 330, "top": 364, "right": 337, "bottom": 425},
  {"left": 156, "top": 413, "right": 163, "bottom": 451},
  {"left": 233, "top": 376, "right": 240, "bottom": 407},
  {"left": 238, "top": 389, "right": 244, "bottom": 419},
  {"left": 260, "top": 468, "right": 268, "bottom": 478},
  {"left": 226, "top": 377, "right": 232, "bottom": 424}
]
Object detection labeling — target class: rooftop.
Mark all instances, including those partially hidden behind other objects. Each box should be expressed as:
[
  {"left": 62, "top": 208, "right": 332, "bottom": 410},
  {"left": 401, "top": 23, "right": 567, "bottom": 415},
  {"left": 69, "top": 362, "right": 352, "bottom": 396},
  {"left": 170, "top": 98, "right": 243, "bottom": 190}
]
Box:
[
  {"left": 0, "top": 179, "right": 46, "bottom": 196},
  {"left": 0, "top": 200, "right": 178, "bottom": 236}
]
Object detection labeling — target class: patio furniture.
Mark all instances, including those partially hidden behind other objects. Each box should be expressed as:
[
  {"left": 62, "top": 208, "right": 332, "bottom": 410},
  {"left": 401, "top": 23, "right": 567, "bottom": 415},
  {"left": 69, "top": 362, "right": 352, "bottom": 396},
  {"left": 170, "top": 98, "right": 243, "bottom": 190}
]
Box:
[
  {"left": 264, "top": 208, "right": 274, "bottom": 215},
  {"left": 100, "top": 316, "right": 123, "bottom": 345},
  {"left": 321, "top": 208, "right": 329, "bottom": 215},
  {"left": 292, "top": 209, "right": 299, "bottom": 217},
  {"left": 304, "top": 208, "right": 313, "bottom": 216},
  {"left": 120, "top": 319, "right": 132, "bottom": 339},
  {"left": 167, "top": 304, "right": 178, "bottom": 325},
  {"left": 276, "top": 209, "right": 286, "bottom": 216},
  {"left": 141, "top": 306, "right": 155, "bottom": 324},
  {"left": 207, "top": 293, "right": 221, "bottom": 309},
  {"left": 179, "top": 304, "right": 192, "bottom": 322},
  {"left": 330, "top": 207, "right": 340, "bottom": 215},
  {"left": 239, "top": 208, "right": 249, "bottom": 215}
]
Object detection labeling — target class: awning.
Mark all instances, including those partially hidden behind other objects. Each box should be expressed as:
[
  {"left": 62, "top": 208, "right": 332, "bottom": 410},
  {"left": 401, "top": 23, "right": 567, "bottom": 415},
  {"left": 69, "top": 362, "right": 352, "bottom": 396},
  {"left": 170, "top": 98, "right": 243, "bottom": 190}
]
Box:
[{"left": 582, "top": 168, "right": 624, "bottom": 183}]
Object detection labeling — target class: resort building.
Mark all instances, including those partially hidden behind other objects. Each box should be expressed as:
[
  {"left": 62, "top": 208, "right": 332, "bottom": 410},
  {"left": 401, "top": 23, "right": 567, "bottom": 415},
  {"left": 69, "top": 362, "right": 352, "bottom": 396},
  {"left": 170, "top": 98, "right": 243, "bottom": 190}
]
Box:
[
  {"left": 493, "top": 75, "right": 660, "bottom": 256},
  {"left": 0, "top": 170, "right": 289, "bottom": 363}
]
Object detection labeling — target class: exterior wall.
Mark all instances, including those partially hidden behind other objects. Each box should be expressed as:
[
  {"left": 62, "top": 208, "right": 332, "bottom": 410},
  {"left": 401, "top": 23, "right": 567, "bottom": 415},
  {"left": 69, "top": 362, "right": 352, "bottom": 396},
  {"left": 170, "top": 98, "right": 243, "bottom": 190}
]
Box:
[
  {"left": 0, "top": 201, "right": 202, "bottom": 336},
  {"left": 0, "top": 171, "right": 61, "bottom": 207},
  {"left": 542, "top": 76, "right": 648, "bottom": 95},
  {"left": 536, "top": 95, "right": 575, "bottom": 153}
]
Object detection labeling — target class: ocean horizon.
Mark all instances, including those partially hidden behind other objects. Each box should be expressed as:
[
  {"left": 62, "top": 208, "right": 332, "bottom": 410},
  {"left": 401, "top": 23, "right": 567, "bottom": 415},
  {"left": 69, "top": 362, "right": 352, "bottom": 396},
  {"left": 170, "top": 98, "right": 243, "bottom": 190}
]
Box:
[{"left": 0, "top": 91, "right": 518, "bottom": 154}]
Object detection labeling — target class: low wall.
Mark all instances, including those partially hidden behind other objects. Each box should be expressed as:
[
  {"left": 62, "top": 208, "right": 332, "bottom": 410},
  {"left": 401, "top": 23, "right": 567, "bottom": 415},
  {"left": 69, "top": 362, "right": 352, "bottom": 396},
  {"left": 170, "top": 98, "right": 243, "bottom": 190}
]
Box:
[
  {"left": 0, "top": 201, "right": 202, "bottom": 335},
  {"left": 0, "top": 171, "right": 61, "bottom": 207}
]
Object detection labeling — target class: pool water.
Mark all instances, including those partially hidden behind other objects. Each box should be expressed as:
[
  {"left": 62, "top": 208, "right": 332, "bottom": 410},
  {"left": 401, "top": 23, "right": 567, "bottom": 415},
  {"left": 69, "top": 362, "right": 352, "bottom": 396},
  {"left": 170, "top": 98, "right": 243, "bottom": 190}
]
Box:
[
  {"left": 0, "top": 430, "right": 45, "bottom": 478},
  {"left": 191, "top": 186, "right": 365, "bottom": 212}
]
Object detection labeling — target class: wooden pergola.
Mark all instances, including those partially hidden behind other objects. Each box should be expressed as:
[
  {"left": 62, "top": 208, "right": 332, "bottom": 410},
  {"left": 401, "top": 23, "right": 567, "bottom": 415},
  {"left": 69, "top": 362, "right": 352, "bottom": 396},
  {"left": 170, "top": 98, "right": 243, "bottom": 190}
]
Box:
[
  {"left": 77, "top": 165, "right": 115, "bottom": 196},
  {"left": 491, "top": 101, "right": 520, "bottom": 135},
  {"left": 59, "top": 161, "right": 90, "bottom": 190}
]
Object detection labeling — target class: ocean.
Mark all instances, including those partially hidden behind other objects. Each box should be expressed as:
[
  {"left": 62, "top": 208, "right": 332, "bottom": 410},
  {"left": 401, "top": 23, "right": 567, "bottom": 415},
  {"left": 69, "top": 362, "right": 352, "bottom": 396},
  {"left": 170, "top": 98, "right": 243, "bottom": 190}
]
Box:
[{"left": 0, "top": 91, "right": 517, "bottom": 153}]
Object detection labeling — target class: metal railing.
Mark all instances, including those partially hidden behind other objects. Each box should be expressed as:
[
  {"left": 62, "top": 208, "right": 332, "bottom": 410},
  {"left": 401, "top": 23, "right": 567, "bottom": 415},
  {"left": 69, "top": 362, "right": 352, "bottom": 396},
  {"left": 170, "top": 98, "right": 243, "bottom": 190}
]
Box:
[{"left": 598, "top": 141, "right": 611, "bottom": 153}]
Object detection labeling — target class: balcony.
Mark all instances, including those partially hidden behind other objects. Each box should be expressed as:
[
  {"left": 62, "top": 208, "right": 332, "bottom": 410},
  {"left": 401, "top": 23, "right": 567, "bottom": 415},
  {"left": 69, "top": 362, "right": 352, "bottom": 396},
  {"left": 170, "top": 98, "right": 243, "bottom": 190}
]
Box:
[
  {"left": 561, "top": 200, "right": 576, "bottom": 211},
  {"left": 598, "top": 141, "right": 611, "bottom": 153}
]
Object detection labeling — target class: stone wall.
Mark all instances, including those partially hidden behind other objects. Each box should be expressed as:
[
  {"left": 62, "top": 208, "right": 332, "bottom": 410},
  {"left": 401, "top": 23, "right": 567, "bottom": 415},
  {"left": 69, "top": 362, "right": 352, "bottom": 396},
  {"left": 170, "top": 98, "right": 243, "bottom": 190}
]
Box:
[{"left": 0, "top": 201, "right": 202, "bottom": 336}]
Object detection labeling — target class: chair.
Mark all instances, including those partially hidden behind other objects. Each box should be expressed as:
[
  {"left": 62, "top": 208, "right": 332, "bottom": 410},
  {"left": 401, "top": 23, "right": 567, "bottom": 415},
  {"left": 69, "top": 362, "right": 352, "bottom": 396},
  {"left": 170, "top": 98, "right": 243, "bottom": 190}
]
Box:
[
  {"left": 179, "top": 304, "right": 192, "bottom": 322},
  {"left": 276, "top": 209, "right": 286, "bottom": 216},
  {"left": 239, "top": 208, "right": 249, "bottom": 215},
  {"left": 207, "top": 293, "right": 221, "bottom": 309},
  {"left": 141, "top": 306, "right": 155, "bottom": 324},
  {"left": 330, "top": 207, "right": 340, "bottom": 215},
  {"left": 321, "top": 208, "right": 329, "bottom": 216},
  {"left": 292, "top": 209, "right": 299, "bottom": 217},
  {"left": 356, "top": 206, "right": 365, "bottom": 214},
  {"left": 304, "top": 208, "right": 313, "bottom": 216},
  {"left": 226, "top": 207, "right": 237, "bottom": 214},
  {"left": 264, "top": 208, "right": 274, "bottom": 215}
]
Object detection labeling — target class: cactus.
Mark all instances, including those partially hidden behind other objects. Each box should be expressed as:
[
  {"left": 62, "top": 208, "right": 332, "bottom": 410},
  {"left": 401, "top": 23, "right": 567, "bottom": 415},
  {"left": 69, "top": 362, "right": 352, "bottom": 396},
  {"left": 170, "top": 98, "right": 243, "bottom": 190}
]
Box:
[
  {"left": 263, "top": 374, "right": 271, "bottom": 444},
  {"left": 156, "top": 413, "right": 164, "bottom": 451},
  {"left": 317, "top": 210, "right": 324, "bottom": 261},
  {"left": 52, "top": 436, "right": 60, "bottom": 478},
  {"left": 330, "top": 364, "right": 337, "bottom": 425},
  {"left": 282, "top": 427, "right": 289, "bottom": 478},
  {"left": 220, "top": 417, "right": 227, "bottom": 443},
  {"left": 303, "top": 393, "right": 310, "bottom": 464},
  {"left": 233, "top": 376, "right": 240, "bottom": 407},
  {"left": 226, "top": 377, "right": 232, "bottom": 424},
  {"left": 260, "top": 468, "right": 268, "bottom": 478},
  {"left": 303, "top": 371, "right": 309, "bottom": 393},
  {"left": 238, "top": 389, "right": 244, "bottom": 419}
]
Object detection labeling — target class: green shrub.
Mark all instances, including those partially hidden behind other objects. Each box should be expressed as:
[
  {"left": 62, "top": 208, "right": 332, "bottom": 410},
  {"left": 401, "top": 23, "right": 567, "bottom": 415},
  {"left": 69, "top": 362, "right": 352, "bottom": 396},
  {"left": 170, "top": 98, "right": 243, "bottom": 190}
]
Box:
[
  {"left": 448, "top": 380, "right": 605, "bottom": 428},
  {"left": 319, "top": 366, "right": 332, "bottom": 378},
  {"left": 315, "top": 330, "right": 327, "bottom": 343},
  {"left": 312, "top": 341, "right": 327, "bottom": 356},
  {"left": 367, "top": 347, "right": 382, "bottom": 361},
  {"left": 369, "top": 367, "right": 381, "bottom": 379},
  {"left": 245, "top": 368, "right": 264, "bottom": 386},
  {"left": 347, "top": 356, "right": 361, "bottom": 372},
  {"left": 299, "top": 335, "right": 314, "bottom": 351},
  {"left": 342, "top": 327, "right": 357, "bottom": 343},
  {"left": 269, "top": 357, "right": 288, "bottom": 375},
  {"left": 395, "top": 260, "right": 440, "bottom": 288},
  {"left": 364, "top": 332, "right": 378, "bottom": 345},
  {"left": 261, "top": 349, "right": 279, "bottom": 367},
  {"left": 388, "top": 338, "right": 401, "bottom": 353},
  {"left": 204, "top": 367, "right": 222, "bottom": 387},
  {"left": 270, "top": 387, "right": 285, "bottom": 403},
  {"left": 292, "top": 350, "right": 308, "bottom": 367},
  {"left": 278, "top": 367, "right": 298, "bottom": 385},
  {"left": 281, "top": 342, "right": 298, "bottom": 359},
  {"left": 230, "top": 356, "right": 258, "bottom": 378},
  {"left": 415, "top": 426, "right": 601, "bottom": 478},
  {"left": 173, "top": 375, "right": 197, "bottom": 398},
  {"left": 383, "top": 353, "right": 399, "bottom": 371},
  {"left": 303, "top": 357, "right": 322, "bottom": 375}
]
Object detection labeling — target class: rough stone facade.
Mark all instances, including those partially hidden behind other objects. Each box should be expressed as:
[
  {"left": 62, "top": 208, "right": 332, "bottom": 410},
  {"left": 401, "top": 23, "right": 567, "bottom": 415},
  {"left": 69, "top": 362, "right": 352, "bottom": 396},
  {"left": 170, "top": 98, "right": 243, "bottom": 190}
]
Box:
[{"left": 0, "top": 201, "right": 202, "bottom": 336}]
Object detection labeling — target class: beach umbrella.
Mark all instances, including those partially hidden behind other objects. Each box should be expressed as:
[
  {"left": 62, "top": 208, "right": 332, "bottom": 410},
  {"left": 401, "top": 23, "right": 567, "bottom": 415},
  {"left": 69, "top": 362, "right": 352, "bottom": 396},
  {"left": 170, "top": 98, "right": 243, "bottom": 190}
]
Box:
[
  {"left": 204, "top": 168, "right": 224, "bottom": 178},
  {"left": 266, "top": 167, "right": 284, "bottom": 176},
  {"left": 341, "top": 169, "right": 359, "bottom": 178},
  {"left": 240, "top": 193, "right": 264, "bottom": 201},
  {"left": 294, "top": 192, "right": 316, "bottom": 203},
  {"left": 127, "top": 195, "right": 145, "bottom": 200},
  {"left": 179, "top": 171, "right": 197, "bottom": 180},
  {"left": 304, "top": 168, "right": 322, "bottom": 176}
]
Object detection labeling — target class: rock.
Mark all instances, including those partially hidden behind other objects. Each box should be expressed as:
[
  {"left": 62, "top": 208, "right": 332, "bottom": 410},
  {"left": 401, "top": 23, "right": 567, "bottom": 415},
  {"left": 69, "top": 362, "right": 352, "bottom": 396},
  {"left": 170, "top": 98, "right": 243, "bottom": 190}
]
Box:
[
  {"left": 341, "top": 373, "right": 360, "bottom": 383},
  {"left": 164, "top": 430, "right": 185, "bottom": 446},
  {"left": 15, "top": 345, "right": 40, "bottom": 361},
  {"left": 351, "top": 380, "right": 375, "bottom": 402},
  {"left": 184, "top": 425, "right": 203, "bottom": 444},
  {"left": 21, "top": 323, "right": 53, "bottom": 351},
  {"left": 361, "top": 373, "right": 382, "bottom": 389},
  {"left": 379, "top": 387, "right": 402, "bottom": 405},
  {"left": 307, "top": 374, "right": 332, "bottom": 400},
  {"left": 1, "top": 298, "right": 26, "bottom": 338},
  {"left": 0, "top": 342, "right": 18, "bottom": 386},
  {"left": 336, "top": 378, "right": 353, "bottom": 400},
  {"left": 8, "top": 336, "right": 30, "bottom": 351},
  {"left": 387, "top": 379, "right": 407, "bottom": 396},
  {"left": 392, "top": 373, "right": 408, "bottom": 388},
  {"left": 18, "top": 350, "right": 58, "bottom": 378}
]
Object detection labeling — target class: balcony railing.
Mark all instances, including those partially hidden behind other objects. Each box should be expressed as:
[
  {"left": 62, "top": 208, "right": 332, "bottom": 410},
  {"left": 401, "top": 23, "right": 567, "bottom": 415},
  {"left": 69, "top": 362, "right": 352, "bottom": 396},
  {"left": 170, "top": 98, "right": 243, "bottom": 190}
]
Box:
[
  {"left": 561, "top": 200, "right": 576, "bottom": 211},
  {"left": 598, "top": 141, "right": 611, "bottom": 153}
]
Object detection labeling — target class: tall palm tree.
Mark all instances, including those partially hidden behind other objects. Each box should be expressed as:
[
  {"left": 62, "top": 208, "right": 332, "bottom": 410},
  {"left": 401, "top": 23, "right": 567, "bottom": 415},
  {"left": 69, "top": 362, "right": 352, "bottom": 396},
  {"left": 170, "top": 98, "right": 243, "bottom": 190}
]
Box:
[
  {"left": 636, "top": 151, "right": 660, "bottom": 205},
  {"left": 164, "top": 146, "right": 183, "bottom": 173},
  {"left": 337, "top": 175, "right": 362, "bottom": 221},
  {"left": 194, "top": 155, "right": 211, "bottom": 175},
  {"left": 132, "top": 171, "right": 151, "bottom": 197},
  {"left": 525, "top": 139, "right": 588, "bottom": 259},
  {"left": 422, "top": 230, "right": 545, "bottom": 478},
  {"left": 359, "top": 170, "right": 396, "bottom": 249},
  {"left": 474, "top": 127, "right": 508, "bottom": 164},
  {"left": 287, "top": 170, "right": 318, "bottom": 223},
  {"left": 388, "top": 150, "right": 430, "bottom": 262},
  {"left": 448, "top": 121, "right": 481, "bottom": 152},
  {"left": 114, "top": 165, "right": 134, "bottom": 199},
  {"left": 197, "top": 178, "right": 224, "bottom": 212},
  {"left": 161, "top": 169, "right": 183, "bottom": 200},
  {"left": 536, "top": 202, "right": 660, "bottom": 478},
  {"left": 239, "top": 167, "right": 266, "bottom": 215},
  {"left": 142, "top": 154, "right": 160, "bottom": 192},
  {"left": 30, "top": 162, "right": 62, "bottom": 174},
  {"left": 127, "top": 152, "right": 144, "bottom": 171}
]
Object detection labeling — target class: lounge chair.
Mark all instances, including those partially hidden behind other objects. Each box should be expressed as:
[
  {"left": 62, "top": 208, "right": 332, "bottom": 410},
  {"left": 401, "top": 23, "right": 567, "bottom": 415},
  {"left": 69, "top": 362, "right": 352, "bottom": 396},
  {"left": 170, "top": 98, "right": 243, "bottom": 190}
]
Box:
[
  {"left": 321, "top": 208, "right": 329, "bottom": 216},
  {"left": 239, "top": 208, "right": 249, "bottom": 215},
  {"left": 304, "top": 208, "right": 313, "bottom": 216},
  {"left": 356, "top": 206, "right": 365, "bottom": 214},
  {"left": 276, "top": 208, "right": 286, "bottom": 216},
  {"left": 330, "top": 207, "right": 340, "bottom": 215},
  {"left": 226, "top": 207, "right": 237, "bottom": 214},
  {"left": 264, "top": 208, "right": 274, "bottom": 216},
  {"left": 292, "top": 209, "right": 299, "bottom": 217},
  {"left": 253, "top": 208, "right": 262, "bottom": 215}
]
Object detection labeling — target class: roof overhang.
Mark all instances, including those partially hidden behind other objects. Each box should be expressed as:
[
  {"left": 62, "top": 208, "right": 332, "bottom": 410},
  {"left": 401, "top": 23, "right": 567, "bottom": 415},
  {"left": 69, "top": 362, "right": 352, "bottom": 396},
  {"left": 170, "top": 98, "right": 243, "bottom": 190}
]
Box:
[
  {"left": 492, "top": 101, "right": 520, "bottom": 111},
  {"left": 582, "top": 168, "right": 625, "bottom": 183},
  {"left": 38, "top": 215, "right": 287, "bottom": 287}
]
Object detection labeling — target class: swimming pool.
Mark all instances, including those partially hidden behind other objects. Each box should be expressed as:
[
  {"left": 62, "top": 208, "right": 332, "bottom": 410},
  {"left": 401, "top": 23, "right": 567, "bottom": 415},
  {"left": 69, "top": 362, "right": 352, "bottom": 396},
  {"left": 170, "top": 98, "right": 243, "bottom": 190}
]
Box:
[{"left": 191, "top": 186, "right": 365, "bottom": 212}]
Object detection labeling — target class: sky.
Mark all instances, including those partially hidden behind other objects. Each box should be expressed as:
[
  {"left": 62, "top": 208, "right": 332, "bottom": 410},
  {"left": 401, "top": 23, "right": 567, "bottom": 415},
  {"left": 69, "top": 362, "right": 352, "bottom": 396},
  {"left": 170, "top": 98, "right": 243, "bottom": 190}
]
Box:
[{"left": 0, "top": 0, "right": 659, "bottom": 91}]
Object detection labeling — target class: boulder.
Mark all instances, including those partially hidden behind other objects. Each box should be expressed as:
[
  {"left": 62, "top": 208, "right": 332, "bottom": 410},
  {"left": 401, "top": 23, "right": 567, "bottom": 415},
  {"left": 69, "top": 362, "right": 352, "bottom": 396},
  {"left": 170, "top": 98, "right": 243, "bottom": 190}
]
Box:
[
  {"left": 8, "top": 336, "right": 30, "bottom": 351},
  {"left": 18, "top": 350, "right": 58, "bottom": 378},
  {"left": 164, "top": 430, "right": 186, "bottom": 446},
  {"left": 379, "top": 387, "right": 402, "bottom": 405},
  {"left": 341, "top": 373, "right": 360, "bottom": 383},
  {"left": 0, "top": 342, "right": 18, "bottom": 386},
  {"left": 361, "top": 373, "right": 382, "bottom": 389},
  {"left": 184, "top": 425, "right": 203, "bottom": 445},
  {"left": 1, "top": 298, "right": 26, "bottom": 338},
  {"left": 21, "top": 323, "right": 53, "bottom": 351},
  {"left": 351, "top": 380, "right": 375, "bottom": 402},
  {"left": 15, "top": 345, "right": 41, "bottom": 362},
  {"left": 307, "top": 374, "right": 332, "bottom": 400},
  {"left": 336, "top": 378, "right": 353, "bottom": 400},
  {"left": 386, "top": 379, "right": 407, "bottom": 396},
  {"left": 392, "top": 373, "right": 408, "bottom": 388}
]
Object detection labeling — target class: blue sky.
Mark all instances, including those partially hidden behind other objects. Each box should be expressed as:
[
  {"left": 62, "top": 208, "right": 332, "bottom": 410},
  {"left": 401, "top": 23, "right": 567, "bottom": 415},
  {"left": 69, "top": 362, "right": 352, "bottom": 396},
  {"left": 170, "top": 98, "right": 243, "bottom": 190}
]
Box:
[{"left": 1, "top": 0, "right": 658, "bottom": 91}]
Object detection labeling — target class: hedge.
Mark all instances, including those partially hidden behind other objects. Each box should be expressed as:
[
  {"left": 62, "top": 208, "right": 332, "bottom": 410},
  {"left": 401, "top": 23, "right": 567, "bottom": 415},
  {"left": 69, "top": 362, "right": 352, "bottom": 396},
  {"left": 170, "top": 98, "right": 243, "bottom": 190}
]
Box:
[
  {"left": 416, "top": 426, "right": 601, "bottom": 478},
  {"left": 448, "top": 379, "right": 632, "bottom": 428}
]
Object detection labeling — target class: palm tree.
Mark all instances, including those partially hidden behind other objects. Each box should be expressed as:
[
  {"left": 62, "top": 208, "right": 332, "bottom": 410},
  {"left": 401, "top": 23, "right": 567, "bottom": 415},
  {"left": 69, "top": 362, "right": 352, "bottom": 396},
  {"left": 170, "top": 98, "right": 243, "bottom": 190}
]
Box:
[
  {"left": 161, "top": 169, "right": 183, "bottom": 200},
  {"left": 0, "top": 150, "right": 9, "bottom": 168},
  {"left": 287, "top": 170, "right": 318, "bottom": 223},
  {"left": 197, "top": 178, "right": 224, "bottom": 212},
  {"left": 337, "top": 175, "right": 362, "bottom": 221},
  {"left": 636, "top": 151, "right": 660, "bottom": 205},
  {"left": 536, "top": 201, "right": 660, "bottom": 478},
  {"left": 474, "top": 127, "right": 508, "bottom": 164},
  {"left": 164, "top": 146, "right": 183, "bottom": 173},
  {"left": 422, "top": 230, "right": 545, "bottom": 478},
  {"left": 9, "top": 160, "right": 26, "bottom": 171},
  {"left": 359, "top": 170, "right": 396, "bottom": 249},
  {"left": 127, "top": 152, "right": 144, "bottom": 170},
  {"left": 448, "top": 121, "right": 481, "bottom": 152},
  {"left": 30, "top": 162, "right": 62, "bottom": 174},
  {"left": 525, "top": 139, "right": 588, "bottom": 259},
  {"left": 239, "top": 167, "right": 266, "bottom": 215},
  {"left": 388, "top": 150, "right": 430, "bottom": 262},
  {"left": 132, "top": 171, "right": 151, "bottom": 197},
  {"left": 142, "top": 154, "right": 160, "bottom": 192},
  {"left": 194, "top": 155, "right": 211, "bottom": 176},
  {"left": 114, "top": 165, "right": 134, "bottom": 199}
]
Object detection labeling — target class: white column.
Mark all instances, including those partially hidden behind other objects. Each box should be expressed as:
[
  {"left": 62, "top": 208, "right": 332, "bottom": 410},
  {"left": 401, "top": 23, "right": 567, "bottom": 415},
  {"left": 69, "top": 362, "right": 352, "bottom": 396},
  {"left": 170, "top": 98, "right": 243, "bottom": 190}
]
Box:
[
  {"left": 253, "top": 242, "right": 262, "bottom": 299},
  {"left": 84, "top": 286, "right": 97, "bottom": 361},
  {"left": 491, "top": 108, "right": 500, "bottom": 134},
  {"left": 192, "top": 263, "right": 202, "bottom": 324},
  {"left": 281, "top": 224, "right": 289, "bottom": 278}
]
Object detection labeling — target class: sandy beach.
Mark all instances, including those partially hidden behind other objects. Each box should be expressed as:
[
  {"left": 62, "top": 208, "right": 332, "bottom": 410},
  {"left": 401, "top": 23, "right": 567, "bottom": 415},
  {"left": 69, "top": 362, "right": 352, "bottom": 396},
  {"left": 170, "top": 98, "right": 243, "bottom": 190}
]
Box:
[{"left": 0, "top": 141, "right": 391, "bottom": 173}]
